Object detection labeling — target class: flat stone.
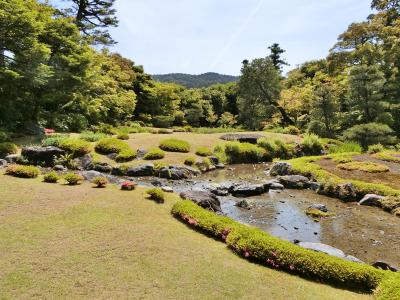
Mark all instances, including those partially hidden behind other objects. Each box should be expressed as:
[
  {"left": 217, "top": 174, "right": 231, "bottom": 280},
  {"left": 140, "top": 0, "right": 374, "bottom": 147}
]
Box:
[
  {"left": 93, "top": 162, "right": 112, "bottom": 173},
  {"left": 298, "top": 242, "right": 346, "bottom": 258},
  {"left": 359, "top": 194, "right": 385, "bottom": 207},
  {"left": 158, "top": 166, "right": 200, "bottom": 180},
  {"left": 278, "top": 175, "right": 310, "bottom": 189},
  {"left": 215, "top": 163, "right": 225, "bottom": 169},
  {"left": 161, "top": 186, "right": 174, "bottom": 193},
  {"left": 180, "top": 190, "right": 221, "bottom": 212},
  {"left": 5, "top": 154, "right": 18, "bottom": 163},
  {"left": 231, "top": 184, "right": 266, "bottom": 197},
  {"left": 264, "top": 179, "right": 284, "bottom": 190},
  {"left": 53, "top": 164, "right": 66, "bottom": 171}
]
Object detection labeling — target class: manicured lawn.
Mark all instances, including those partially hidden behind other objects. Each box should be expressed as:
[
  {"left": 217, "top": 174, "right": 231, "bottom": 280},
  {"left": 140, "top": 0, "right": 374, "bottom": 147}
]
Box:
[{"left": 0, "top": 174, "right": 371, "bottom": 299}]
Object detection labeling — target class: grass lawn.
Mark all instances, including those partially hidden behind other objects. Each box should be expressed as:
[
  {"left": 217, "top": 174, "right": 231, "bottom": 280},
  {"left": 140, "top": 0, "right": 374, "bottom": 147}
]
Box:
[{"left": 0, "top": 174, "right": 371, "bottom": 299}]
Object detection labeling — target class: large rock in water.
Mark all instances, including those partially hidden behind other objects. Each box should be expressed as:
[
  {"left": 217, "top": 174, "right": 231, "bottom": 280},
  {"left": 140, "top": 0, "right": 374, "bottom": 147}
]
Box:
[
  {"left": 263, "top": 179, "right": 285, "bottom": 190},
  {"left": 158, "top": 166, "right": 200, "bottom": 180},
  {"left": 298, "top": 242, "right": 363, "bottom": 263},
  {"left": 220, "top": 133, "right": 264, "bottom": 144},
  {"left": 21, "top": 146, "right": 65, "bottom": 166},
  {"left": 180, "top": 191, "right": 221, "bottom": 213},
  {"left": 126, "top": 164, "right": 154, "bottom": 177},
  {"left": 231, "top": 184, "right": 266, "bottom": 197},
  {"left": 359, "top": 194, "right": 385, "bottom": 207},
  {"left": 269, "top": 162, "right": 292, "bottom": 176},
  {"left": 278, "top": 175, "right": 310, "bottom": 189}
]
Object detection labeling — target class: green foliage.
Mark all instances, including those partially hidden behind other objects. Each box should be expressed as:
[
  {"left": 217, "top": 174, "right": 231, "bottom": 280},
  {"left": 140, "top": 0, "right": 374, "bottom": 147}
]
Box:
[
  {"left": 301, "top": 134, "right": 323, "bottom": 156},
  {"left": 372, "top": 151, "right": 400, "bottom": 163},
  {"left": 95, "top": 138, "right": 129, "bottom": 154},
  {"left": 43, "top": 171, "right": 60, "bottom": 183},
  {"left": 0, "top": 142, "right": 18, "bottom": 157},
  {"left": 146, "top": 188, "right": 165, "bottom": 203},
  {"left": 79, "top": 131, "right": 109, "bottom": 142},
  {"left": 257, "top": 138, "right": 296, "bottom": 160},
  {"left": 116, "top": 132, "right": 129, "bottom": 140},
  {"left": 159, "top": 139, "right": 190, "bottom": 153},
  {"left": 5, "top": 165, "right": 40, "bottom": 178},
  {"left": 337, "top": 161, "right": 390, "bottom": 173},
  {"left": 329, "top": 142, "right": 362, "bottom": 154},
  {"left": 115, "top": 148, "right": 137, "bottom": 162},
  {"left": 342, "top": 123, "right": 395, "bottom": 149},
  {"left": 368, "top": 144, "right": 385, "bottom": 154},
  {"left": 374, "top": 273, "right": 400, "bottom": 300},
  {"left": 41, "top": 134, "right": 69, "bottom": 147},
  {"left": 152, "top": 115, "right": 175, "bottom": 128},
  {"left": 143, "top": 149, "right": 165, "bottom": 160},
  {"left": 59, "top": 138, "right": 92, "bottom": 157},
  {"left": 153, "top": 72, "right": 239, "bottom": 88},
  {"left": 64, "top": 173, "right": 84, "bottom": 185},
  {"left": 53, "top": 153, "right": 75, "bottom": 169},
  {"left": 224, "top": 142, "right": 266, "bottom": 163},
  {"left": 92, "top": 177, "right": 108, "bottom": 188},
  {"left": 184, "top": 156, "right": 196, "bottom": 166},
  {"left": 191, "top": 127, "right": 242, "bottom": 134},
  {"left": 172, "top": 200, "right": 385, "bottom": 291},
  {"left": 0, "top": 131, "right": 10, "bottom": 143},
  {"left": 195, "top": 147, "right": 213, "bottom": 157}
]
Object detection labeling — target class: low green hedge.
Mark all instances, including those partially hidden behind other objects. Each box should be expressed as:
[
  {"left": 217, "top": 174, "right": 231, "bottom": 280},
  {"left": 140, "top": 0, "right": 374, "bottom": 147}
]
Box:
[
  {"left": 95, "top": 138, "right": 128, "bottom": 154},
  {"left": 224, "top": 142, "right": 267, "bottom": 163},
  {"left": 159, "top": 138, "right": 190, "bottom": 153},
  {"left": 115, "top": 148, "right": 137, "bottom": 162},
  {"left": 59, "top": 138, "right": 92, "bottom": 157},
  {"left": 195, "top": 147, "right": 213, "bottom": 157},
  {"left": 375, "top": 273, "right": 400, "bottom": 299},
  {"left": 171, "top": 200, "right": 386, "bottom": 292},
  {"left": 0, "top": 142, "right": 18, "bottom": 157},
  {"left": 5, "top": 165, "right": 40, "bottom": 178},
  {"left": 144, "top": 148, "right": 165, "bottom": 160}
]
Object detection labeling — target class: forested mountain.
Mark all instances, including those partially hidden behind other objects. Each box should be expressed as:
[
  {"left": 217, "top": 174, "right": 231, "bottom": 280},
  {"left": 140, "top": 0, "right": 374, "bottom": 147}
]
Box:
[{"left": 152, "top": 72, "right": 239, "bottom": 88}]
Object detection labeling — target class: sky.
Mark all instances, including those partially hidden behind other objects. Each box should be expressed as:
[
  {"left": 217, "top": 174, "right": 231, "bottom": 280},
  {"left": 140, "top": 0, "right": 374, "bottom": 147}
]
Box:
[{"left": 55, "top": 0, "right": 374, "bottom": 75}]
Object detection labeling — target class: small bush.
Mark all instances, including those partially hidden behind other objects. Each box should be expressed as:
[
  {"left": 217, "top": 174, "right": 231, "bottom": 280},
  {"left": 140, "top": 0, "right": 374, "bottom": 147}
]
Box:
[
  {"left": 184, "top": 156, "right": 196, "bottom": 166},
  {"left": 115, "top": 148, "right": 137, "bottom": 162},
  {"left": 64, "top": 173, "right": 84, "bottom": 185},
  {"left": 301, "top": 134, "right": 323, "bottom": 155},
  {"left": 92, "top": 177, "right": 108, "bottom": 188},
  {"left": 337, "top": 161, "right": 390, "bottom": 173},
  {"left": 368, "top": 144, "right": 385, "bottom": 154},
  {"left": 159, "top": 138, "right": 190, "bottom": 153},
  {"left": 80, "top": 131, "right": 109, "bottom": 142},
  {"left": 329, "top": 142, "right": 362, "bottom": 154},
  {"left": 284, "top": 125, "right": 301, "bottom": 135},
  {"left": 257, "top": 138, "right": 295, "bottom": 160},
  {"left": 59, "top": 138, "right": 92, "bottom": 157},
  {"left": 90, "top": 123, "right": 116, "bottom": 135},
  {"left": 41, "top": 134, "right": 69, "bottom": 147},
  {"left": 116, "top": 132, "right": 129, "bottom": 140},
  {"left": 43, "top": 171, "right": 60, "bottom": 183},
  {"left": 5, "top": 165, "right": 40, "bottom": 178},
  {"left": 342, "top": 123, "right": 396, "bottom": 149},
  {"left": 95, "top": 138, "right": 129, "bottom": 154},
  {"left": 0, "top": 142, "right": 18, "bottom": 157},
  {"left": 144, "top": 148, "right": 165, "bottom": 160},
  {"left": 0, "top": 130, "right": 10, "bottom": 143},
  {"left": 146, "top": 188, "right": 165, "bottom": 203},
  {"left": 195, "top": 147, "right": 213, "bottom": 157},
  {"left": 224, "top": 142, "right": 266, "bottom": 163},
  {"left": 121, "top": 181, "right": 136, "bottom": 191}
]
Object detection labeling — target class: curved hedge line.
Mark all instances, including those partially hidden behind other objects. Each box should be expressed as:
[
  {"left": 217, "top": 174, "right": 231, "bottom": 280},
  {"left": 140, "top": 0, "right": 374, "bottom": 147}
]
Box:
[
  {"left": 171, "top": 200, "right": 386, "bottom": 292},
  {"left": 374, "top": 273, "right": 400, "bottom": 299}
]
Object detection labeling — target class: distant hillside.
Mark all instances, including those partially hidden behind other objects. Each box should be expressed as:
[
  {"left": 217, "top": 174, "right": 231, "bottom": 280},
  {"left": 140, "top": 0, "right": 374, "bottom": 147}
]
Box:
[{"left": 152, "top": 72, "right": 239, "bottom": 88}]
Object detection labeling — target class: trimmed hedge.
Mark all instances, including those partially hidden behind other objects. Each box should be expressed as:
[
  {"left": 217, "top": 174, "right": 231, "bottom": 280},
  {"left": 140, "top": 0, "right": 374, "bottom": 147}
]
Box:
[
  {"left": 95, "top": 138, "right": 128, "bottom": 154},
  {"left": 195, "top": 147, "right": 213, "bottom": 157},
  {"left": 172, "top": 200, "right": 385, "bottom": 292},
  {"left": 337, "top": 161, "right": 390, "bottom": 173},
  {"left": 146, "top": 188, "right": 165, "bottom": 203},
  {"left": 5, "top": 165, "right": 40, "bottom": 178},
  {"left": 0, "top": 142, "right": 18, "bottom": 157},
  {"left": 184, "top": 156, "right": 196, "bottom": 166},
  {"left": 115, "top": 148, "right": 137, "bottom": 162},
  {"left": 59, "top": 138, "right": 92, "bottom": 157},
  {"left": 224, "top": 142, "right": 266, "bottom": 163},
  {"left": 159, "top": 138, "right": 190, "bottom": 153},
  {"left": 143, "top": 148, "right": 165, "bottom": 160},
  {"left": 375, "top": 273, "right": 400, "bottom": 299}
]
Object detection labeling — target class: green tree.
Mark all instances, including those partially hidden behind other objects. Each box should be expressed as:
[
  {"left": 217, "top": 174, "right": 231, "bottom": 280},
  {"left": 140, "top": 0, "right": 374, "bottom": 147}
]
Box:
[{"left": 268, "top": 43, "right": 289, "bottom": 71}]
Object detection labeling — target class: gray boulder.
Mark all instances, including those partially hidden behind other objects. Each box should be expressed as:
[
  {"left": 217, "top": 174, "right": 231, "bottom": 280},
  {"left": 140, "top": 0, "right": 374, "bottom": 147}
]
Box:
[
  {"left": 264, "top": 179, "right": 284, "bottom": 190},
  {"left": 161, "top": 186, "right": 174, "bottom": 193},
  {"left": 309, "top": 182, "right": 321, "bottom": 191},
  {"left": 136, "top": 149, "right": 148, "bottom": 159},
  {"left": 180, "top": 190, "right": 221, "bottom": 212},
  {"left": 111, "top": 165, "right": 128, "bottom": 176},
  {"left": 73, "top": 154, "right": 93, "bottom": 170},
  {"left": 208, "top": 156, "right": 219, "bottom": 165},
  {"left": 208, "top": 183, "right": 233, "bottom": 196},
  {"left": 270, "top": 162, "right": 292, "bottom": 176},
  {"left": 372, "top": 261, "right": 398, "bottom": 272},
  {"left": 359, "top": 194, "right": 385, "bottom": 207},
  {"left": 78, "top": 170, "right": 123, "bottom": 185},
  {"left": 93, "top": 162, "right": 113, "bottom": 173},
  {"left": 235, "top": 199, "right": 251, "bottom": 209},
  {"left": 127, "top": 164, "right": 154, "bottom": 177},
  {"left": 53, "top": 164, "right": 67, "bottom": 171},
  {"left": 158, "top": 166, "right": 200, "bottom": 180},
  {"left": 215, "top": 163, "right": 225, "bottom": 169},
  {"left": 337, "top": 183, "right": 358, "bottom": 202},
  {"left": 231, "top": 184, "right": 266, "bottom": 197},
  {"left": 5, "top": 154, "right": 18, "bottom": 164},
  {"left": 278, "top": 175, "right": 310, "bottom": 189},
  {"left": 21, "top": 146, "right": 65, "bottom": 166}
]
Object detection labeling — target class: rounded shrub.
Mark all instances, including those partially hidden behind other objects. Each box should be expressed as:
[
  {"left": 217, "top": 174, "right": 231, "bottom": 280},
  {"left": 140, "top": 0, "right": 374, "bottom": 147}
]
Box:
[
  {"left": 5, "top": 165, "right": 40, "bottom": 178},
  {"left": 368, "top": 144, "right": 385, "bottom": 154},
  {"left": 0, "top": 142, "right": 18, "bottom": 157},
  {"left": 184, "top": 156, "right": 196, "bottom": 166},
  {"left": 342, "top": 123, "right": 396, "bottom": 149},
  {"left": 144, "top": 148, "right": 165, "bottom": 160},
  {"left": 146, "top": 188, "right": 165, "bottom": 203},
  {"left": 92, "top": 176, "right": 108, "bottom": 188},
  {"left": 195, "top": 147, "right": 213, "bottom": 157},
  {"left": 224, "top": 142, "right": 266, "bottom": 163},
  {"left": 95, "top": 138, "right": 129, "bottom": 154},
  {"left": 64, "top": 173, "right": 84, "bottom": 185},
  {"left": 115, "top": 148, "right": 137, "bottom": 162},
  {"left": 159, "top": 138, "right": 190, "bottom": 153},
  {"left": 301, "top": 134, "right": 323, "bottom": 155},
  {"left": 59, "top": 138, "right": 92, "bottom": 157},
  {"left": 43, "top": 171, "right": 60, "bottom": 183}
]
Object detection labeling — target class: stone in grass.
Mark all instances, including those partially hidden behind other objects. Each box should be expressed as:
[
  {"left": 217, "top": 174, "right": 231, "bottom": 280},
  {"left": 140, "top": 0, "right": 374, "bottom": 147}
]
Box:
[
  {"left": 359, "top": 194, "right": 385, "bottom": 207},
  {"left": 298, "top": 242, "right": 363, "bottom": 263},
  {"left": 21, "top": 146, "right": 65, "bottom": 166},
  {"left": 126, "top": 164, "right": 154, "bottom": 177}
]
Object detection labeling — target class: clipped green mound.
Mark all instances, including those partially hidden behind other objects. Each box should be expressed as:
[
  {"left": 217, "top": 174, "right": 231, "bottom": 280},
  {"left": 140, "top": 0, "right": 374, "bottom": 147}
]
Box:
[
  {"left": 159, "top": 138, "right": 190, "bottom": 153},
  {"left": 59, "top": 138, "right": 92, "bottom": 157},
  {"left": 5, "top": 165, "right": 40, "bottom": 178}
]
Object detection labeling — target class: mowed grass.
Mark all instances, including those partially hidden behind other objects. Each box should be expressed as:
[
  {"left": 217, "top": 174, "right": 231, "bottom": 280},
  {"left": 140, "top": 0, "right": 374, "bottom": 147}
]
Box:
[{"left": 0, "top": 175, "right": 371, "bottom": 299}]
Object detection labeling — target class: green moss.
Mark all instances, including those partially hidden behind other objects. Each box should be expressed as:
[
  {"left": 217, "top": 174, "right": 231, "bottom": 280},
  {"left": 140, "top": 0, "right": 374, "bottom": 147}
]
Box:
[
  {"left": 115, "top": 148, "right": 136, "bottom": 162},
  {"left": 337, "top": 161, "right": 390, "bottom": 173},
  {"left": 224, "top": 142, "right": 267, "bottom": 163},
  {"left": 184, "top": 156, "right": 196, "bottom": 166},
  {"left": 172, "top": 200, "right": 385, "bottom": 291},
  {"left": 59, "top": 138, "right": 92, "bottom": 157},
  {"left": 95, "top": 138, "right": 128, "bottom": 154},
  {"left": 159, "top": 139, "right": 191, "bottom": 153},
  {"left": 195, "top": 147, "right": 213, "bottom": 157},
  {"left": 143, "top": 148, "right": 165, "bottom": 160},
  {"left": 5, "top": 165, "right": 40, "bottom": 178}
]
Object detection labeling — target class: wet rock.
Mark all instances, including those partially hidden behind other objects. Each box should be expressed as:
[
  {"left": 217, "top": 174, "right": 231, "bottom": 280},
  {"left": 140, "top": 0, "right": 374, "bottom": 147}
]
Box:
[
  {"left": 359, "top": 194, "right": 384, "bottom": 207},
  {"left": 21, "top": 146, "right": 65, "bottom": 166},
  {"left": 73, "top": 154, "right": 93, "bottom": 171},
  {"left": 158, "top": 166, "right": 200, "bottom": 180},
  {"left": 127, "top": 164, "right": 154, "bottom": 177},
  {"left": 93, "top": 162, "right": 113, "bottom": 173},
  {"left": 151, "top": 180, "right": 163, "bottom": 187},
  {"left": 215, "top": 163, "right": 225, "bottom": 169},
  {"left": 235, "top": 199, "right": 251, "bottom": 209},
  {"left": 53, "top": 164, "right": 66, "bottom": 171},
  {"left": 208, "top": 156, "right": 219, "bottom": 165},
  {"left": 136, "top": 149, "right": 148, "bottom": 159},
  {"left": 0, "top": 159, "right": 7, "bottom": 168},
  {"left": 5, "top": 154, "right": 18, "bottom": 163},
  {"left": 263, "top": 179, "right": 284, "bottom": 190},
  {"left": 270, "top": 162, "right": 292, "bottom": 176},
  {"left": 278, "top": 175, "right": 310, "bottom": 189},
  {"left": 231, "top": 184, "right": 266, "bottom": 197},
  {"left": 208, "top": 183, "right": 231, "bottom": 196},
  {"left": 220, "top": 133, "right": 264, "bottom": 144},
  {"left": 308, "top": 204, "right": 328, "bottom": 213},
  {"left": 337, "top": 183, "right": 358, "bottom": 202},
  {"left": 180, "top": 190, "right": 221, "bottom": 212},
  {"left": 161, "top": 186, "right": 174, "bottom": 193},
  {"left": 309, "top": 182, "right": 321, "bottom": 191},
  {"left": 372, "top": 261, "right": 398, "bottom": 272}
]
